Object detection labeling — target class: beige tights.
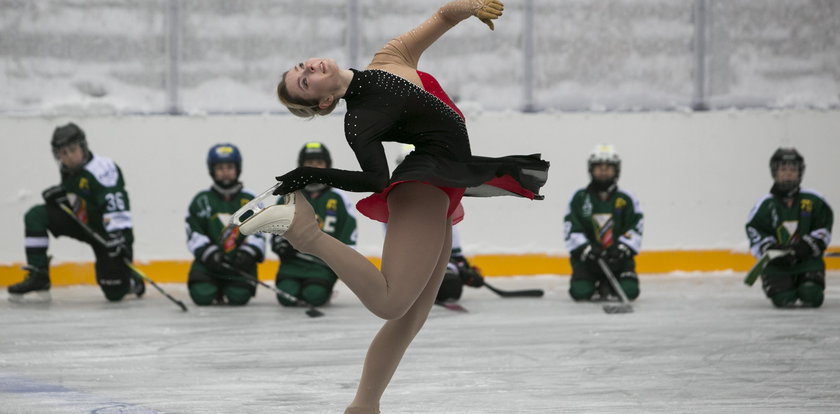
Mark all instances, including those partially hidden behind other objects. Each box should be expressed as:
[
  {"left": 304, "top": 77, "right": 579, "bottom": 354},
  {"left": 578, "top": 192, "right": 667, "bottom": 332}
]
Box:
[{"left": 283, "top": 183, "right": 454, "bottom": 413}]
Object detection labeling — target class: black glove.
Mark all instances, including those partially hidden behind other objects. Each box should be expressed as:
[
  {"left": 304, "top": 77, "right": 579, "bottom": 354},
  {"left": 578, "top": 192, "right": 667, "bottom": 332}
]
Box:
[
  {"left": 104, "top": 233, "right": 128, "bottom": 259},
  {"left": 458, "top": 263, "right": 485, "bottom": 288},
  {"left": 272, "top": 236, "right": 298, "bottom": 260},
  {"left": 42, "top": 185, "right": 69, "bottom": 207},
  {"left": 606, "top": 243, "right": 633, "bottom": 266},
  {"left": 273, "top": 168, "right": 310, "bottom": 195},
  {"left": 200, "top": 246, "right": 227, "bottom": 274},
  {"left": 231, "top": 248, "right": 258, "bottom": 269},
  {"left": 579, "top": 243, "right": 605, "bottom": 263},
  {"left": 791, "top": 235, "right": 821, "bottom": 261}
]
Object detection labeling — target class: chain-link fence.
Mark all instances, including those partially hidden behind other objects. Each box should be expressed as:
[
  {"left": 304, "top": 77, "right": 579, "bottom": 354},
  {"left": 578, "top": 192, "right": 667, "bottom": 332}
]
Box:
[{"left": 1, "top": 0, "right": 838, "bottom": 115}]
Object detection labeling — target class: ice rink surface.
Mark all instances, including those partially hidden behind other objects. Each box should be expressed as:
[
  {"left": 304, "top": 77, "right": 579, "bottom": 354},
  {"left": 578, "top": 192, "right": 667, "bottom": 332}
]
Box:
[{"left": 2, "top": 273, "right": 840, "bottom": 414}]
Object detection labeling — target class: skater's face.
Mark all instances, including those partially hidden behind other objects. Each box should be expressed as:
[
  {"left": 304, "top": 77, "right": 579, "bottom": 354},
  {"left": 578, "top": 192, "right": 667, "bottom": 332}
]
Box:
[
  {"left": 213, "top": 162, "right": 238, "bottom": 185},
  {"left": 591, "top": 163, "right": 617, "bottom": 181},
  {"left": 284, "top": 58, "right": 341, "bottom": 107},
  {"left": 56, "top": 143, "right": 86, "bottom": 171}
]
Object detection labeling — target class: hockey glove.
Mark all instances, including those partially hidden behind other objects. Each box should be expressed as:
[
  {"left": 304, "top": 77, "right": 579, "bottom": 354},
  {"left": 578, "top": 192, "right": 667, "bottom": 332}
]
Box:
[
  {"left": 459, "top": 264, "right": 485, "bottom": 288},
  {"left": 766, "top": 244, "right": 797, "bottom": 266},
  {"left": 104, "top": 233, "right": 128, "bottom": 259},
  {"left": 272, "top": 236, "right": 298, "bottom": 260},
  {"left": 792, "top": 235, "right": 821, "bottom": 261},
  {"left": 42, "top": 185, "right": 70, "bottom": 207},
  {"left": 606, "top": 243, "right": 633, "bottom": 266},
  {"left": 579, "top": 243, "right": 605, "bottom": 263},
  {"left": 200, "top": 245, "right": 227, "bottom": 274},
  {"left": 231, "top": 248, "right": 258, "bottom": 269}
]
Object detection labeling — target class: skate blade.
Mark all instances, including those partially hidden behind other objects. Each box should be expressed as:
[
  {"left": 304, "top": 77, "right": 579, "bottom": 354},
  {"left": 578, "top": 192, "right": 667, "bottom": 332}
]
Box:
[
  {"left": 8, "top": 290, "right": 52, "bottom": 303},
  {"left": 603, "top": 304, "right": 633, "bottom": 314}
]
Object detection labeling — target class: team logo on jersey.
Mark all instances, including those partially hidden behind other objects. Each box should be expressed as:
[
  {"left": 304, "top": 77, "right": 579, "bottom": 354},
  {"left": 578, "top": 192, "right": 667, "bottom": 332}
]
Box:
[
  {"left": 615, "top": 198, "right": 626, "bottom": 210},
  {"left": 326, "top": 199, "right": 337, "bottom": 211},
  {"left": 240, "top": 198, "right": 249, "bottom": 207},
  {"left": 215, "top": 213, "right": 239, "bottom": 252},
  {"left": 79, "top": 177, "right": 89, "bottom": 191},
  {"left": 800, "top": 199, "right": 812, "bottom": 214},
  {"left": 777, "top": 220, "right": 799, "bottom": 244},
  {"left": 582, "top": 196, "right": 593, "bottom": 217},
  {"left": 593, "top": 213, "right": 615, "bottom": 247}
]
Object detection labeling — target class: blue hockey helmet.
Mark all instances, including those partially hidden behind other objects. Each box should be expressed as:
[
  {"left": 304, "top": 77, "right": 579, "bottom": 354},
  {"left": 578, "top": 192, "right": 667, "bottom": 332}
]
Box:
[{"left": 207, "top": 143, "right": 242, "bottom": 180}]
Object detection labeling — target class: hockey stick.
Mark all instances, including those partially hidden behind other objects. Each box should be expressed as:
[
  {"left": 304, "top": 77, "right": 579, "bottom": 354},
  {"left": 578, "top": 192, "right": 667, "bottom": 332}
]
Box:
[
  {"left": 57, "top": 204, "right": 189, "bottom": 312},
  {"left": 596, "top": 258, "right": 633, "bottom": 314},
  {"left": 483, "top": 281, "right": 544, "bottom": 298},
  {"left": 826, "top": 252, "right": 840, "bottom": 258},
  {"left": 743, "top": 249, "right": 792, "bottom": 287},
  {"left": 218, "top": 263, "right": 324, "bottom": 318}
]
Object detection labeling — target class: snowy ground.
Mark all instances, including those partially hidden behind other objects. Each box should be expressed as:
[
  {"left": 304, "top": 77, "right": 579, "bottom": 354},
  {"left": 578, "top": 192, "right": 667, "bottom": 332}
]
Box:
[{"left": 2, "top": 273, "right": 840, "bottom": 414}]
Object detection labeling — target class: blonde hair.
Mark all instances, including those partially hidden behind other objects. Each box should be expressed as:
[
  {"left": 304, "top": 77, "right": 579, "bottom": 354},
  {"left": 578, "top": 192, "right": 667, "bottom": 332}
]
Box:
[{"left": 277, "top": 70, "right": 340, "bottom": 118}]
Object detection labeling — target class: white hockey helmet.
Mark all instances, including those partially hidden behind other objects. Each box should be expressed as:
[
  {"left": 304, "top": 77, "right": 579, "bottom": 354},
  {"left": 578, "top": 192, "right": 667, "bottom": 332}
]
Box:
[{"left": 588, "top": 144, "right": 621, "bottom": 177}]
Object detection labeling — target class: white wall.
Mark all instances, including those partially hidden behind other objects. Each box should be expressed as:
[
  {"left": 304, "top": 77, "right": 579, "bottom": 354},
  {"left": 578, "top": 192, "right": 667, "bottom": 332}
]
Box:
[{"left": 1, "top": 110, "right": 838, "bottom": 265}]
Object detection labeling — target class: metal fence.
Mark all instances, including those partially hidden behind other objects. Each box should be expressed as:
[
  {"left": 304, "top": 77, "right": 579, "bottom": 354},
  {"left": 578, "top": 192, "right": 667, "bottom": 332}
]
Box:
[{"left": 1, "top": 0, "right": 838, "bottom": 115}]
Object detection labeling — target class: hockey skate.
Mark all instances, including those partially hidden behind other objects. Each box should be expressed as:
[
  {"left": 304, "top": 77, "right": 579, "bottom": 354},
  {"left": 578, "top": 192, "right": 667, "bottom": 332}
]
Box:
[
  {"left": 231, "top": 182, "right": 295, "bottom": 236},
  {"left": 8, "top": 265, "right": 51, "bottom": 303}
]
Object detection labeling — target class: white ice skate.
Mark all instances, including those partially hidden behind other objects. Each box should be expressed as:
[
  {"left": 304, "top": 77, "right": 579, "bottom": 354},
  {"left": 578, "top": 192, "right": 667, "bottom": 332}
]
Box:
[{"left": 230, "top": 182, "right": 296, "bottom": 236}]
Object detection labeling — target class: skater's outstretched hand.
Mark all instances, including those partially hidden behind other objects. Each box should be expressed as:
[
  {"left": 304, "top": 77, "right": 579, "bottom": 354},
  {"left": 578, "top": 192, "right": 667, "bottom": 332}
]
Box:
[
  {"left": 473, "top": 0, "right": 504, "bottom": 30},
  {"left": 274, "top": 167, "right": 310, "bottom": 195}
]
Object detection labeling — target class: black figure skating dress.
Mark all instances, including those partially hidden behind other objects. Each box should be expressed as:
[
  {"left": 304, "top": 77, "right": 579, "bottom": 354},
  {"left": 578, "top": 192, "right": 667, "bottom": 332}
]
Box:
[{"left": 277, "top": 2, "right": 548, "bottom": 224}]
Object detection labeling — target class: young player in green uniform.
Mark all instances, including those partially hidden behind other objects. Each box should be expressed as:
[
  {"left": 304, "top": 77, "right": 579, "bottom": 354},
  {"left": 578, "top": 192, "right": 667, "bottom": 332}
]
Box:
[
  {"left": 745, "top": 148, "right": 833, "bottom": 308},
  {"left": 8, "top": 122, "right": 141, "bottom": 302},
  {"left": 185, "top": 143, "right": 266, "bottom": 306},
  {"left": 271, "top": 142, "right": 357, "bottom": 307},
  {"left": 564, "top": 144, "right": 644, "bottom": 301}
]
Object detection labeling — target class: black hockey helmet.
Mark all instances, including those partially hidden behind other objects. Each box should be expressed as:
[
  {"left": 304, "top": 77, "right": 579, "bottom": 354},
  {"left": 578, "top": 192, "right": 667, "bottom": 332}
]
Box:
[
  {"left": 51, "top": 122, "right": 89, "bottom": 159},
  {"left": 769, "top": 147, "right": 805, "bottom": 178},
  {"left": 207, "top": 143, "right": 242, "bottom": 187},
  {"left": 298, "top": 141, "right": 332, "bottom": 168},
  {"left": 769, "top": 147, "right": 804, "bottom": 194}
]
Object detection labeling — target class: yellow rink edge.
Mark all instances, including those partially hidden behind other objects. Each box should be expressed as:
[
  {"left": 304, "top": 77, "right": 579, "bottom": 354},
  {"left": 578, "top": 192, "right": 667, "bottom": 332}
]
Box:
[{"left": 1, "top": 249, "right": 838, "bottom": 287}]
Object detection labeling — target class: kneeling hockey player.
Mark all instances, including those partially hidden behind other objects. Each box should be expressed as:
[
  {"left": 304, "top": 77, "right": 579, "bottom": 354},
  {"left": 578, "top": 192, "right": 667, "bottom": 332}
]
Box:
[
  {"left": 564, "top": 144, "right": 644, "bottom": 301},
  {"left": 271, "top": 142, "right": 357, "bottom": 308},
  {"left": 8, "top": 122, "right": 141, "bottom": 302},
  {"left": 745, "top": 148, "right": 833, "bottom": 308},
  {"left": 185, "top": 143, "right": 265, "bottom": 305}
]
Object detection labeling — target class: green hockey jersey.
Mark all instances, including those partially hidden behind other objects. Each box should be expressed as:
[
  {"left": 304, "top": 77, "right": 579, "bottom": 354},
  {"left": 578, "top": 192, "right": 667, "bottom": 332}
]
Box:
[
  {"left": 186, "top": 187, "right": 266, "bottom": 273},
  {"left": 564, "top": 186, "right": 644, "bottom": 265},
  {"left": 275, "top": 188, "right": 357, "bottom": 281},
  {"left": 746, "top": 188, "right": 833, "bottom": 276},
  {"left": 62, "top": 153, "right": 133, "bottom": 244}
]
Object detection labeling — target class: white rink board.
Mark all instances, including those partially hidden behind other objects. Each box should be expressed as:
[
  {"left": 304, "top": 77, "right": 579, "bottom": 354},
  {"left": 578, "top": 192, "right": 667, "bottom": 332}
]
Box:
[{"left": 0, "top": 110, "right": 838, "bottom": 264}]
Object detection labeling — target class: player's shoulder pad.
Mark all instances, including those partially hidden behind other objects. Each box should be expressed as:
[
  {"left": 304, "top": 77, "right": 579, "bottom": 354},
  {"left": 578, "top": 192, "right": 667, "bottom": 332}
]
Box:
[
  {"left": 616, "top": 189, "right": 643, "bottom": 213},
  {"left": 800, "top": 188, "right": 830, "bottom": 206},
  {"left": 746, "top": 193, "right": 774, "bottom": 222},
  {"left": 84, "top": 154, "right": 120, "bottom": 188},
  {"left": 568, "top": 187, "right": 588, "bottom": 202}
]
